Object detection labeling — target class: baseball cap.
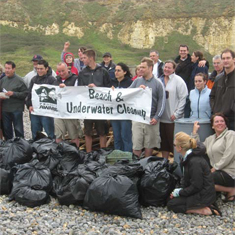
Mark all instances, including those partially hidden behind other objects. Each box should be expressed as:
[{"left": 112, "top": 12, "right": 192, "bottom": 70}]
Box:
[
  {"left": 102, "top": 52, "right": 112, "bottom": 58},
  {"left": 32, "top": 54, "right": 43, "bottom": 61}
]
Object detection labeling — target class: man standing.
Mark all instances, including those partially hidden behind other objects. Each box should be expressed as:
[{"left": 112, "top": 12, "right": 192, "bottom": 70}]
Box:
[
  {"left": 174, "top": 45, "right": 192, "bottom": 86},
  {"left": 174, "top": 44, "right": 208, "bottom": 91},
  {"left": 100, "top": 52, "right": 116, "bottom": 81},
  {"left": 0, "top": 61, "right": 28, "bottom": 140},
  {"left": 78, "top": 49, "right": 111, "bottom": 152},
  {"left": 207, "top": 55, "right": 224, "bottom": 89},
  {"left": 26, "top": 60, "right": 56, "bottom": 139},
  {"left": 149, "top": 50, "right": 164, "bottom": 78},
  {"left": 210, "top": 49, "right": 235, "bottom": 130},
  {"left": 24, "top": 54, "right": 56, "bottom": 88},
  {"left": 129, "top": 57, "right": 165, "bottom": 157},
  {"left": 61, "top": 41, "right": 86, "bottom": 72},
  {"left": 54, "top": 62, "right": 83, "bottom": 147}
]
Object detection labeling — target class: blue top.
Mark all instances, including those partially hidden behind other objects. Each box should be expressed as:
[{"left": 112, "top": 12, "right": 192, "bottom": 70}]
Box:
[{"left": 189, "top": 85, "right": 211, "bottom": 119}]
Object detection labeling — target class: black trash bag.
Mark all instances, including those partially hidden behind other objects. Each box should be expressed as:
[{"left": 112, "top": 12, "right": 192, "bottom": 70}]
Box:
[
  {"left": 139, "top": 158, "right": 176, "bottom": 207},
  {"left": 84, "top": 175, "right": 142, "bottom": 219},
  {"left": 55, "top": 164, "right": 96, "bottom": 205},
  {"left": 11, "top": 160, "right": 53, "bottom": 192},
  {"left": 101, "top": 161, "right": 143, "bottom": 185},
  {"left": 9, "top": 183, "right": 50, "bottom": 207},
  {"left": 55, "top": 142, "right": 83, "bottom": 176},
  {"left": 2, "top": 138, "right": 33, "bottom": 168},
  {"left": 83, "top": 150, "right": 106, "bottom": 164},
  {"left": 167, "top": 161, "right": 178, "bottom": 173},
  {"left": 31, "top": 138, "right": 58, "bottom": 159},
  {"left": 0, "top": 167, "right": 13, "bottom": 195},
  {"left": 50, "top": 175, "right": 64, "bottom": 197},
  {"left": 137, "top": 156, "right": 164, "bottom": 169},
  {"left": 0, "top": 140, "right": 9, "bottom": 158},
  {"left": 36, "top": 149, "right": 63, "bottom": 173},
  {"left": 78, "top": 150, "right": 87, "bottom": 163},
  {"left": 0, "top": 142, "right": 11, "bottom": 165},
  {"left": 85, "top": 161, "right": 108, "bottom": 177}
]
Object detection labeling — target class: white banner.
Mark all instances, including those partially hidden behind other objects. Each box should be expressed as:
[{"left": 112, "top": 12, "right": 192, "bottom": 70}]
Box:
[{"left": 31, "top": 85, "right": 152, "bottom": 124}]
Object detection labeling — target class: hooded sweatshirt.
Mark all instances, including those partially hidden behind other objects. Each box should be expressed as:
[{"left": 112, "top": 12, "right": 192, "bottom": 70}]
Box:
[{"left": 57, "top": 52, "right": 78, "bottom": 76}]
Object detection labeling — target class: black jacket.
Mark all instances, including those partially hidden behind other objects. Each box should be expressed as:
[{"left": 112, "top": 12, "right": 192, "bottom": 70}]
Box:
[
  {"left": 100, "top": 61, "right": 116, "bottom": 81},
  {"left": 78, "top": 64, "right": 111, "bottom": 87},
  {"left": 54, "top": 72, "right": 78, "bottom": 86},
  {"left": 158, "top": 61, "right": 164, "bottom": 78},
  {"left": 179, "top": 142, "right": 216, "bottom": 210},
  {"left": 210, "top": 69, "right": 235, "bottom": 130},
  {"left": 111, "top": 75, "right": 132, "bottom": 88},
  {"left": 174, "top": 54, "right": 192, "bottom": 86},
  {"left": 26, "top": 70, "right": 56, "bottom": 108}
]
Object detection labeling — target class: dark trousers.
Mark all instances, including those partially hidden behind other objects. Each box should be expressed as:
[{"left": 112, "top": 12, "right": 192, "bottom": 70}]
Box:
[
  {"left": 2, "top": 111, "right": 24, "bottom": 140},
  {"left": 167, "top": 197, "right": 187, "bottom": 214}
]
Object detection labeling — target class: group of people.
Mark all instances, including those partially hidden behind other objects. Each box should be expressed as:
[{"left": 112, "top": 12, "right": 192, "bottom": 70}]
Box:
[{"left": 0, "top": 42, "right": 234, "bottom": 216}]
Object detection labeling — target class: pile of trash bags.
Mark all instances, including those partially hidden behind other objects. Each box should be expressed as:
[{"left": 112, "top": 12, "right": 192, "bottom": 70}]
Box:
[{"left": 0, "top": 137, "right": 179, "bottom": 219}]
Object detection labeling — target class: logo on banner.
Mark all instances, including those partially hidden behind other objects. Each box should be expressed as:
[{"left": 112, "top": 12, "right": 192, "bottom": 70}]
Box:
[
  {"left": 35, "top": 86, "right": 58, "bottom": 111},
  {"left": 35, "top": 86, "right": 57, "bottom": 104}
]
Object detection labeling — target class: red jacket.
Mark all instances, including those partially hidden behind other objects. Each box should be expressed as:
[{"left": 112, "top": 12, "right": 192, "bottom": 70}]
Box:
[{"left": 56, "top": 52, "right": 79, "bottom": 75}]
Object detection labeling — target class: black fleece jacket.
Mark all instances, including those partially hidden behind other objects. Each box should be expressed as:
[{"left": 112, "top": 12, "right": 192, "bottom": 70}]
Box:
[
  {"left": 78, "top": 64, "right": 111, "bottom": 87},
  {"left": 179, "top": 142, "right": 216, "bottom": 210}
]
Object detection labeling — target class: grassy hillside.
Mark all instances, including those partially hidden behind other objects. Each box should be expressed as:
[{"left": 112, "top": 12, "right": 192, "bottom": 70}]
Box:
[{"left": 0, "top": 25, "right": 213, "bottom": 76}]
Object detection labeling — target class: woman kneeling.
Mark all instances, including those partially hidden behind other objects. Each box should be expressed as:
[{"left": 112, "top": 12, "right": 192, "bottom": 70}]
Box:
[{"left": 167, "top": 132, "right": 221, "bottom": 216}]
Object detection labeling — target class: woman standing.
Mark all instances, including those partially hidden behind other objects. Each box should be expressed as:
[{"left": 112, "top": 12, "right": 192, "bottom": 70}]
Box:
[
  {"left": 189, "top": 73, "right": 211, "bottom": 119},
  {"left": 184, "top": 51, "right": 209, "bottom": 118},
  {"left": 167, "top": 132, "right": 220, "bottom": 216},
  {"left": 111, "top": 63, "right": 133, "bottom": 152},
  {"left": 193, "top": 113, "right": 235, "bottom": 202},
  {"left": 189, "top": 51, "right": 208, "bottom": 92},
  {"left": 159, "top": 60, "right": 188, "bottom": 159}
]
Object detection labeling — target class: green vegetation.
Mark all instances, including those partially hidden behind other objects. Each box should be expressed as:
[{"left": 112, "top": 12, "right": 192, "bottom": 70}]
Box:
[
  {"left": 83, "top": 2, "right": 108, "bottom": 22},
  {"left": 1, "top": 0, "right": 231, "bottom": 75}
]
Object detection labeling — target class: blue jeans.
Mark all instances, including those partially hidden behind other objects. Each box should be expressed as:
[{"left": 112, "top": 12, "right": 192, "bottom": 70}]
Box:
[
  {"left": 2, "top": 111, "right": 24, "bottom": 140},
  {"left": 30, "top": 114, "right": 55, "bottom": 139},
  {"left": 111, "top": 120, "right": 132, "bottom": 152}
]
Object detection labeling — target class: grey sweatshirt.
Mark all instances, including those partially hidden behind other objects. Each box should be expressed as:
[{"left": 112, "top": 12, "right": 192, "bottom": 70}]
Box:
[
  {"left": 159, "top": 73, "right": 188, "bottom": 123},
  {"left": 0, "top": 74, "right": 28, "bottom": 112},
  {"left": 129, "top": 76, "right": 165, "bottom": 121}
]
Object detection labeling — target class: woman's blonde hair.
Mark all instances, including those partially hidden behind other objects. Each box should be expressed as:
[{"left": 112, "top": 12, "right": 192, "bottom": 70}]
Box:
[{"left": 175, "top": 132, "right": 197, "bottom": 151}]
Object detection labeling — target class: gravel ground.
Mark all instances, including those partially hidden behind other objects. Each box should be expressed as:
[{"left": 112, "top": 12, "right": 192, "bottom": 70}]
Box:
[{"left": 0, "top": 110, "right": 234, "bottom": 235}]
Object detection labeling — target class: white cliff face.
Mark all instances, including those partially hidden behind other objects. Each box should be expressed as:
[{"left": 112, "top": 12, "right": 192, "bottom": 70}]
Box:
[
  {"left": 99, "top": 23, "right": 113, "bottom": 40},
  {"left": 62, "top": 22, "right": 84, "bottom": 38},
  {"left": 1, "top": 16, "right": 234, "bottom": 55},
  {"left": 116, "top": 16, "right": 235, "bottom": 55},
  {"left": 22, "top": 23, "right": 59, "bottom": 35},
  {"left": 118, "top": 20, "right": 156, "bottom": 49},
  {"left": 0, "top": 20, "right": 18, "bottom": 28}
]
